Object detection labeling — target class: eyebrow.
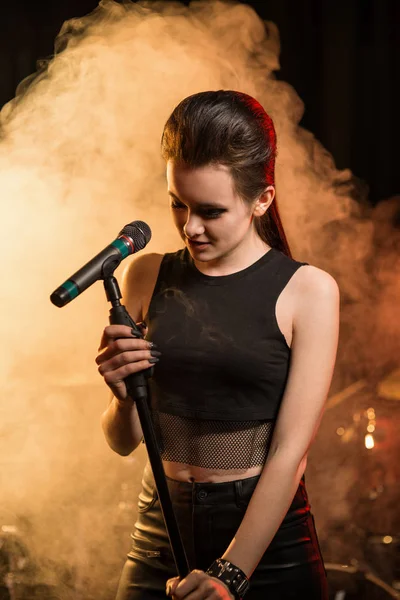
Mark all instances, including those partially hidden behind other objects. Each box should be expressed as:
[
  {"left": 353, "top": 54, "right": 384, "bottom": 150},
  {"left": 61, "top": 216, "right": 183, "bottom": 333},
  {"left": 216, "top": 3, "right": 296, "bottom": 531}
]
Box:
[{"left": 167, "top": 191, "right": 225, "bottom": 208}]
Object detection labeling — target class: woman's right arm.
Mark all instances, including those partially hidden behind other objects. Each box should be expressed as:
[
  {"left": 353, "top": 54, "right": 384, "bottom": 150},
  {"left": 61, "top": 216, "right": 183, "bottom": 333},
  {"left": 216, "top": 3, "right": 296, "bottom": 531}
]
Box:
[
  {"left": 96, "top": 253, "right": 162, "bottom": 455},
  {"left": 101, "top": 385, "right": 145, "bottom": 456}
]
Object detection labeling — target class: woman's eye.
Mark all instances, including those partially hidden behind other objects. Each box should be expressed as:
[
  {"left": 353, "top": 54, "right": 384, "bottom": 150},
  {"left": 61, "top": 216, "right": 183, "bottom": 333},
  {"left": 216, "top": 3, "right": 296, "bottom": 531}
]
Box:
[
  {"left": 170, "top": 202, "right": 224, "bottom": 219},
  {"left": 203, "top": 209, "right": 224, "bottom": 219}
]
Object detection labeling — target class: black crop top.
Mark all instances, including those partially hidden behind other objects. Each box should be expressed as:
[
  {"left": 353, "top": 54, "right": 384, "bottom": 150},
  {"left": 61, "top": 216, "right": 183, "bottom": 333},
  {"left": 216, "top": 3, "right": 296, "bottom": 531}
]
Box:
[{"left": 144, "top": 246, "right": 308, "bottom": 470}]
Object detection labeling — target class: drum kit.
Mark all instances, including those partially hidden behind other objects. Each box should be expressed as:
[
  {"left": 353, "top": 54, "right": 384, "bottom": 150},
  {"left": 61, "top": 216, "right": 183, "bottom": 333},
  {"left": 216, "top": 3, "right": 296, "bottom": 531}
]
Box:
[
  {"left": 0, "top": 511, "right": 71, "bottom": 600},
  {"left": 322, "top": 368, "right": 400, "bottom": 599},
  {"left": 0, "top": 522, "right": 62, "bottom": 600}
]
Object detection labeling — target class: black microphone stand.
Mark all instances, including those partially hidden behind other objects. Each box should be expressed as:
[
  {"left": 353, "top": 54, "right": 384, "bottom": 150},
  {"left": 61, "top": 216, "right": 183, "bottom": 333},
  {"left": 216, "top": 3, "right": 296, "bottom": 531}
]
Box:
[{"left": 101, "top": 256, "right": 189, "bottom": 579}]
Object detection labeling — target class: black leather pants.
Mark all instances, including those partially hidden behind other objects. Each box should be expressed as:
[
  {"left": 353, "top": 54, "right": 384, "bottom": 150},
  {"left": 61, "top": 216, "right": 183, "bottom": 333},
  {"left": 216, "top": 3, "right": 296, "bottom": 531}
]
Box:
[{"left": 115, "top": 461, "right": 328, "bottom": 599}]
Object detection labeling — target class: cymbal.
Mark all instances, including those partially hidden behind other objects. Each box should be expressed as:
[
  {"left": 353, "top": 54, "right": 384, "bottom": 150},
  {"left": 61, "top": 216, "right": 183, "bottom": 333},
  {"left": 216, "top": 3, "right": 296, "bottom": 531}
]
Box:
[{"left": 378, "top": 368, "right": 400, "bottom": 401}]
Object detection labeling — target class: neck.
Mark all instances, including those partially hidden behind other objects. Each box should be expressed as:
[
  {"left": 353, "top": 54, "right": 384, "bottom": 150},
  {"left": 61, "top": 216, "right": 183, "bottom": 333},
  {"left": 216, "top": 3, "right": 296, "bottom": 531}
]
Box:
[{"left": 194, "top": 233, "right": 271, "bottom": 277}]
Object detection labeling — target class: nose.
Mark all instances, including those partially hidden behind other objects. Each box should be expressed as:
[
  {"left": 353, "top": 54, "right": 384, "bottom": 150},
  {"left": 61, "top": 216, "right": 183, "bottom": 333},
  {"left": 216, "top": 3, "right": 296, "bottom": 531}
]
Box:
[{"left": 183, "top": 213, "right": 205, "bottom": 238}]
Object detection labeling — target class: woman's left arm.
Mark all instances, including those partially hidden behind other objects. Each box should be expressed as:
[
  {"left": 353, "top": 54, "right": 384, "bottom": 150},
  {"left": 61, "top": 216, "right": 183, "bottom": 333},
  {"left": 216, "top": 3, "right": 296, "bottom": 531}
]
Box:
[{"left": 221, "top": 266, "right": 340, "bottom": 577}]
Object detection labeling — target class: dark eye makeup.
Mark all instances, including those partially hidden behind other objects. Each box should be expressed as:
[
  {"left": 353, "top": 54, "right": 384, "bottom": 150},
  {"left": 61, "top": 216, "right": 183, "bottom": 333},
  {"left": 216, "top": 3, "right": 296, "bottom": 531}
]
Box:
[{"left": 170, "top": 201, "right": 226, "bottom": 219}]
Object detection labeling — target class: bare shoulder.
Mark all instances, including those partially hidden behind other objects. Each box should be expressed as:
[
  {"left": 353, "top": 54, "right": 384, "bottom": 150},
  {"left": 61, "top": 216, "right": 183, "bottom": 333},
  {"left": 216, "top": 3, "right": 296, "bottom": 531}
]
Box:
[
  {"left": 293, "top": 264, "right": 340, "bottom": 328},
  {"left": 122, "top": 252, "right": 164, "bottom": 284},
  {"left": 296, "top": 264, "right": 339, "bottom": 295},
  {"left": 121, "top": 252, "right": 164, "bottom": 321}
]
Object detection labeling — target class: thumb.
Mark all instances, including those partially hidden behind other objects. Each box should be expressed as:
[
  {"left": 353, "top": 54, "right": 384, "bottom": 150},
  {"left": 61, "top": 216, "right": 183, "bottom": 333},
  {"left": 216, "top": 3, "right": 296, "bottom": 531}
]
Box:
[
  {"left": 166, "top": 576, "right": 180, "bottom": 596},
  {"left": 136, "top": 321, "right": 149, "bottom": 336}
]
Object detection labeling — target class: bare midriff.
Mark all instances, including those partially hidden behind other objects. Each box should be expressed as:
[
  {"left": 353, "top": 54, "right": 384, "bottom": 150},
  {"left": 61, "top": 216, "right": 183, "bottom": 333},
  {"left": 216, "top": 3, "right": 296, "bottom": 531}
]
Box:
[{"left": 162, "top": 460, "right": 264, "bottom": 483}]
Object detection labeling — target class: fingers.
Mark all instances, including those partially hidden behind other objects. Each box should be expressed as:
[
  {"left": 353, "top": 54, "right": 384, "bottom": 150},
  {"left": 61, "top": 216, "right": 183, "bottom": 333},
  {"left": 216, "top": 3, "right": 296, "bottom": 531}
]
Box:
[
  {"left": 98, "top": 324, "right": 142, "bottom": 351},
  {"left": 136, "top": 320, "right": 148, "bottom": 335},
  {"left": 96, "top": 322, "right": 154, "bottom": 358},
  {"left": 166, "top": 571, "right": 207, "bottom": 599},
  {"left": 99, "top": 357, "right": 156, "bottom": 394},
  {"left": 96, "top": 336, "right": 153, "bottom": 365},
  {"left": 96, "top": 341, "right": 159, "bottom": 376},
  {"left": 98, "top": 325, "right": 129, "bottom": 352},
  {"left": 95, "top": 324, "right": 160, "bottom": 400},
  {"left": 166, "top": 577, "right": 180, "bottom": 597},
  {"left": 166, "top": 571, "right": 234, "bottom": 599},
  {"left": 99, "top": 351, "right": 156, "bottom": 378}
]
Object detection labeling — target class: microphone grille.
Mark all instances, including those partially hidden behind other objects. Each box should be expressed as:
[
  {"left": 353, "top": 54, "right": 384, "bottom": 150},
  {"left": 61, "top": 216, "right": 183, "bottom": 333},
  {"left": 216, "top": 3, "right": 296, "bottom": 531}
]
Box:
[{"left": 120, "top": 220, "right": 152, "bottom": 252}]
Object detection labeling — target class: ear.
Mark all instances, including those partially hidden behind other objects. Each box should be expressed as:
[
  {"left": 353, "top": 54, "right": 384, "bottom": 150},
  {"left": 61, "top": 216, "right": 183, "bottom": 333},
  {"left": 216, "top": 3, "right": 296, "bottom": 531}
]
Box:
[{"left": 253, "top": 185, "right": 275, "bottom": 216}]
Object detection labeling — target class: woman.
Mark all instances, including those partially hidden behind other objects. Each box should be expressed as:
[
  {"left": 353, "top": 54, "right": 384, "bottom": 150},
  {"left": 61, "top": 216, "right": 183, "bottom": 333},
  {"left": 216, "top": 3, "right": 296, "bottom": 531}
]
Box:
[{"left": 96, "top": 90, "right": 339, "bottom": 599}]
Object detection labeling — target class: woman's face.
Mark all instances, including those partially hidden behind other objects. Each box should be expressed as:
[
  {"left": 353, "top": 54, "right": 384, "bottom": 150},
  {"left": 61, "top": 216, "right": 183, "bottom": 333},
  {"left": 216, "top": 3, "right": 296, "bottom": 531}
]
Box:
[{"left": 166, "top": 160, "right": 269, "bottom": 263}]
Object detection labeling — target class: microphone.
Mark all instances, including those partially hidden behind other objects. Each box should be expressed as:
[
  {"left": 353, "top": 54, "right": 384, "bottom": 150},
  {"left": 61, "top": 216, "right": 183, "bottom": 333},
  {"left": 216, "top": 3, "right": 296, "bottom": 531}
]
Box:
[{"left": 50, "top": 220, "right": 151, "bottom": 307}]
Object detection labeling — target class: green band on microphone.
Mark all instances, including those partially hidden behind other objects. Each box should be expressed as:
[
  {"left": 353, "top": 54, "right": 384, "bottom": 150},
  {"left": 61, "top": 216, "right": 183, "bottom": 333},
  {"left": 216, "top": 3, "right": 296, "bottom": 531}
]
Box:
[
  {"left": 111, "top": 239, "right": 130, "bottom": 258},
  {"left": 62, "top": 280, "right": 79, "bottom": 299}
]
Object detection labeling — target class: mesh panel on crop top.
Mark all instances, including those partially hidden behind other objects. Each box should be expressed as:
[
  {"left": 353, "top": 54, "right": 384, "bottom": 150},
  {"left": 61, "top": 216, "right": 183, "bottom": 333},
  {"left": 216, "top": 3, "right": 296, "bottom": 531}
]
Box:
[{"left": 150, "top": 410, "right": 274, "bottom": 470}]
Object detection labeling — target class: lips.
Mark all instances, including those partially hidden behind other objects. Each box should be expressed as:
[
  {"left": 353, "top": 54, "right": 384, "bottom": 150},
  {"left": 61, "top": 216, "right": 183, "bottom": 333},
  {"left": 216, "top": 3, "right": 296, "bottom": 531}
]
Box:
[{"left": 187, "top": 239, "right": 211, "bottom": 250}]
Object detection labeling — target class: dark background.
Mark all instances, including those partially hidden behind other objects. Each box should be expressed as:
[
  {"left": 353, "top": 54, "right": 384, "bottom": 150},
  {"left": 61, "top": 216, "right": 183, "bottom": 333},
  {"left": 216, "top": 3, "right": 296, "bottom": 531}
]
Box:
[{"left": 0, "top": 0, "right": 399, "bottom": 205}]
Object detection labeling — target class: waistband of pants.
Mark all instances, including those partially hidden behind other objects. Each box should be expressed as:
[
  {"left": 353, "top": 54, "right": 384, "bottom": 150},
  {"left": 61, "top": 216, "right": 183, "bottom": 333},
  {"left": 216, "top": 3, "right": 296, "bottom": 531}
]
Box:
[
  {"left": 165, "top": 471, "right": 261, "bottom": 505},
  {"left": 143, "top": 462, "right": 308, "bottom": 512}
]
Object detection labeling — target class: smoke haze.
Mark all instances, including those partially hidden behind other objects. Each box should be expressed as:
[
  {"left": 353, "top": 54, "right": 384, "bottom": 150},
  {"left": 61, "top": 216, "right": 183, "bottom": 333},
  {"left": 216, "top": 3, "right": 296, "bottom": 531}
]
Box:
[{"left": 0, "top": 0, "right": 399, "bottom": 596}]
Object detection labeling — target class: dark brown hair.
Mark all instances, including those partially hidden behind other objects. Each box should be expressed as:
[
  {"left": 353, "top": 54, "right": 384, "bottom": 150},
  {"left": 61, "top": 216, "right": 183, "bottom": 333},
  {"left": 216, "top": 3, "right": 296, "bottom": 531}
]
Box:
[{"left": 161, "top": 90, "right": 292, "bottom": 257}]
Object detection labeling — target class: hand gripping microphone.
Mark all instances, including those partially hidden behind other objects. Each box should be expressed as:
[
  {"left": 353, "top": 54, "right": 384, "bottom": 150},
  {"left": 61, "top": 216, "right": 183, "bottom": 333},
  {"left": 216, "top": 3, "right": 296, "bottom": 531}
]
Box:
[{"left": 50, "top": 220, "right": 151, "bottom": 307}]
